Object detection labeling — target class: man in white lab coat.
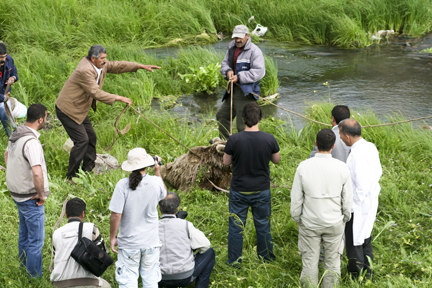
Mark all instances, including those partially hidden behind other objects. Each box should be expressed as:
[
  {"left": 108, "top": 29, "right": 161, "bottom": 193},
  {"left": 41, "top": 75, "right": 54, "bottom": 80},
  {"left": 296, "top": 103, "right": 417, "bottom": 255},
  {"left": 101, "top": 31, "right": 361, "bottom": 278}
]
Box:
[{"left": 338, "top": 119, "right": 382, "bottom": 279}]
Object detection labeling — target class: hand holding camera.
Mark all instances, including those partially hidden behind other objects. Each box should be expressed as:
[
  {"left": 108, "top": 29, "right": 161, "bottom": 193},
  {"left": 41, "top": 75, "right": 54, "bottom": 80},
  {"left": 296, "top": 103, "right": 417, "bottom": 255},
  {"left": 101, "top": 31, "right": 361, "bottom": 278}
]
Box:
[{"left": 153, "top": 155, "right": 163, "bottom": 177}]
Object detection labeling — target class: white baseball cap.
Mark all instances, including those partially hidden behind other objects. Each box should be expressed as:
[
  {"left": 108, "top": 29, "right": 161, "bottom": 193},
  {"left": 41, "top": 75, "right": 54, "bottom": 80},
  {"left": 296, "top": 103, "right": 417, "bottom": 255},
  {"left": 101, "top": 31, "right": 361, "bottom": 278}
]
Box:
[
  {"left": 121, "top": 148, "right": 155, "bottom": 171},
  {"left": 232, "top": 25, "right": 249, "bottom": 38}
]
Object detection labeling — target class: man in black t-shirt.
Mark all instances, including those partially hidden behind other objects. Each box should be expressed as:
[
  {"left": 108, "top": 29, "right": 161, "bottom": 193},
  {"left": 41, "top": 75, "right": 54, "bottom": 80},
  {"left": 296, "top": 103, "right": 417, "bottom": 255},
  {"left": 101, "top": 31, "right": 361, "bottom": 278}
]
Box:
[{"left": 223, "top": 103, "right": 280, "bottom": 266}]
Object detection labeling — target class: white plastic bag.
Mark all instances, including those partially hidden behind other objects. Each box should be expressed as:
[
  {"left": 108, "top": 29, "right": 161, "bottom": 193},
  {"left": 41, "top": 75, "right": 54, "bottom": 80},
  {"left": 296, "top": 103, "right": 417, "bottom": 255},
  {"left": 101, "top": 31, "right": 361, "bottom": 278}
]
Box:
[
  {"left": 251, "top": 24, "right": 268, "bottom": 37},
  {"left": 9, "top": 97, "right": 27, "bottom": 118}
]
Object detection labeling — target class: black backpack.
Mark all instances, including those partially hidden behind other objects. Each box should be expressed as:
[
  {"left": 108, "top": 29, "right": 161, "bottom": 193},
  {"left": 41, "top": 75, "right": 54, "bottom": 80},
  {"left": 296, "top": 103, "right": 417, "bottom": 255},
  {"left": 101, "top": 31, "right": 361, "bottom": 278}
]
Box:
[{"left": 70, "top": 222, "right": 113, "bottom": 277}]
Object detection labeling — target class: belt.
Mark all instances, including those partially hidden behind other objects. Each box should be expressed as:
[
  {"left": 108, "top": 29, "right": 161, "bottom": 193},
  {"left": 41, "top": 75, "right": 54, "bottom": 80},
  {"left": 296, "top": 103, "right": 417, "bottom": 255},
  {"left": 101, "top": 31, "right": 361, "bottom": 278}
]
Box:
[{"left": 52, "top": 278, "right": 100, "bottom": 288}]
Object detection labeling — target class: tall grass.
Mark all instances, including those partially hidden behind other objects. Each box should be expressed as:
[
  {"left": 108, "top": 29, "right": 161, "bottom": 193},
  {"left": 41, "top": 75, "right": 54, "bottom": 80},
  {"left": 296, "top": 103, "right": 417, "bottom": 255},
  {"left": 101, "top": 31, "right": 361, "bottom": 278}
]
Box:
[
  {"left": 2, "top": 0, "right": 432, "bottom": 50},
  {"left": 1, "top": 102, "right": 432, "bottom": 287}
]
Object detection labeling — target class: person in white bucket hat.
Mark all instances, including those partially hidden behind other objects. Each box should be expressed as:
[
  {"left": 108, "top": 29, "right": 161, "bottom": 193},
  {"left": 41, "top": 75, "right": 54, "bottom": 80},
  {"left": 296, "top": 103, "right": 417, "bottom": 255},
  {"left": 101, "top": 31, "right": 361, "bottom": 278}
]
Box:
[{"left": 109, "top": 148, "right": 167, "bottom": 288}]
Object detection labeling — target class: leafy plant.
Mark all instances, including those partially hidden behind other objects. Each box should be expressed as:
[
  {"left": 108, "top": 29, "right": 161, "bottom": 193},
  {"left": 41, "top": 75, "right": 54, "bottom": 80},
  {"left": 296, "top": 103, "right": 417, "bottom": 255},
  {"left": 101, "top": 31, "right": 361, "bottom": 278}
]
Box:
[{"left": 178, "top": 63, "right": 223, "bottom": 94}]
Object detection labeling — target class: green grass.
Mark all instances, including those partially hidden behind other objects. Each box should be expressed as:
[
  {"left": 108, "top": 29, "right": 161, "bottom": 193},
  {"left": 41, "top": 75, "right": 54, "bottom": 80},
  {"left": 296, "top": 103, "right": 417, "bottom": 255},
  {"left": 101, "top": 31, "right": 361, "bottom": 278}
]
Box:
[
  {"left": 1, "top": 0, "right": 432, "bottom": 286},
  {"left": 2, "top": 0, "right": 432, "bottom": 50},
  {"left": 1, "top": 101, "right": 432, "bottom": 287}
]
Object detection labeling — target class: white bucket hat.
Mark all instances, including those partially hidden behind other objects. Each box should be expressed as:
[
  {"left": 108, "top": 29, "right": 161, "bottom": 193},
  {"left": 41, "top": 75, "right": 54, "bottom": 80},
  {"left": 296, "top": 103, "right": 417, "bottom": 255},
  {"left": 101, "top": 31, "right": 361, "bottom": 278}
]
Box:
[{"left": 121, "top": 148, "right": 155, "bottom": 171}]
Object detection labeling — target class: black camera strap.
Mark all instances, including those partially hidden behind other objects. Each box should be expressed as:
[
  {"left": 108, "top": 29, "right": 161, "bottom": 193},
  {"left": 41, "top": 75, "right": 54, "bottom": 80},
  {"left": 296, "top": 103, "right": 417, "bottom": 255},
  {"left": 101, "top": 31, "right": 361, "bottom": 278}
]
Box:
[{"left": 77, "top": 222, "right": 83, "bottom": 242}]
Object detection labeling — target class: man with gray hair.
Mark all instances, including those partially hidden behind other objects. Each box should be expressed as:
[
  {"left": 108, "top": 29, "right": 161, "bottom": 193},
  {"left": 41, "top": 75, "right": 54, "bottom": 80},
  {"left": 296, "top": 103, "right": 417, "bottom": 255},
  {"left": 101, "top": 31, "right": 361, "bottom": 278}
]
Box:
[
  {"left": 338, "top": 119, "right": 382, "bottom": 279},
  {"left": 158, "top": 192, "right": 215, "bottom": 288},
  {"left": 56, "top": 45, "right": 160, "bottom": 183},
  {"left": 217, "top": 24, "right": 265, "bottom": 139}
]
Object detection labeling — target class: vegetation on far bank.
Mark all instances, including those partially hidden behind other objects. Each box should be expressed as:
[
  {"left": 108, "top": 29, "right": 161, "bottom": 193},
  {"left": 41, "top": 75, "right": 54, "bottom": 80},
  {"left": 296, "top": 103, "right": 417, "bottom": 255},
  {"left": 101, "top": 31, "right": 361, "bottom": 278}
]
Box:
[
  {"left": 1, "top": 101, "right": 432, "bottom": 287},
  {"left": 2, "top": 0, "right": 432, "bottom": 50}
]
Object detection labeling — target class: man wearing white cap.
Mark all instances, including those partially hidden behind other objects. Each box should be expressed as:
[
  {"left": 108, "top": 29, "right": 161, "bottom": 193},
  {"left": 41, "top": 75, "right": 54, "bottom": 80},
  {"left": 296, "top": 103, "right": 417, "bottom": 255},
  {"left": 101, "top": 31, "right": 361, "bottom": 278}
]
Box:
[
  {"left": 109, "top": 148, "right": 167, "bottom": 288},
  {"left": 217, "top": 24, "right": 266, "bottom": 139}
]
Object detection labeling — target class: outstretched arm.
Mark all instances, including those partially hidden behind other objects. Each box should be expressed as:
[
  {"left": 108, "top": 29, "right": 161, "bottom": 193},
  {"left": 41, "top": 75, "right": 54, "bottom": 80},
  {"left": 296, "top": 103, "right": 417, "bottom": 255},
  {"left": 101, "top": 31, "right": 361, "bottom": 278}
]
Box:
[
  {"left": 110, "top": 212, "right": 122, "bottom": 254},
  {"left": 137, "top": 64, "right": 161, "bottom": 72}
]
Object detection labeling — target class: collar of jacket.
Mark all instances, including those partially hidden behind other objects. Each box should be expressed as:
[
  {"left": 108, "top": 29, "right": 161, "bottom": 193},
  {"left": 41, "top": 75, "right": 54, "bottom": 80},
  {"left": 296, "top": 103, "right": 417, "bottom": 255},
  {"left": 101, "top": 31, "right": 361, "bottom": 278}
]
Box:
[{"left": 67, "top": 217, "right": 82, "bottom": 223}]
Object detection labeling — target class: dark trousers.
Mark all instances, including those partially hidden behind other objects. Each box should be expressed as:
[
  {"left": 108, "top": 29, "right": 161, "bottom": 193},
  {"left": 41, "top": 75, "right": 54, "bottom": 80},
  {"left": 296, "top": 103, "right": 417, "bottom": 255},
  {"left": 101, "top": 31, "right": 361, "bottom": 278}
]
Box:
[
  {"left": 56, "top": 106, "right": 97, "bottom": 179},
  {"left": 345, "top": 213, "right": 373, "bottom": 279},
  {"left": 216, "top": 87, "right": 256, "bottom": 140},
  {"left": 159, "top": 248, "right": 216, "bottom": 288},
  {"left": 227, "top": 189, "right": 275, "bottom": 264}
]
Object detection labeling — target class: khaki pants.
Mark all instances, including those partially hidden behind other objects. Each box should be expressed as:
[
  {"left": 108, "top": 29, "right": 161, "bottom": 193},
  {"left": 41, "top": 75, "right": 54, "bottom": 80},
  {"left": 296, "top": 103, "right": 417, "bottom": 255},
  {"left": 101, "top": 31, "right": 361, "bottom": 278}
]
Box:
[
  {"left": 216, "top": 87, "right": 256, "bottom": 139},
  {"left": 298, "top": 222, "right": 344, "bottom": 288}
]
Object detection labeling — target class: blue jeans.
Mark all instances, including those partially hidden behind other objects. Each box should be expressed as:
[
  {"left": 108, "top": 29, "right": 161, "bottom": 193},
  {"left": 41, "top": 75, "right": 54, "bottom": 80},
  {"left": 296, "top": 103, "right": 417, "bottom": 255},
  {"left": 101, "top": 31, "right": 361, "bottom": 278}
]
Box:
[
  {"left": 14, "top": 199, "right": 45, "bottom": 278},
  {"left": 0, "top": 101, "right": 16, "bottom": 136},
  {"left": 159, "top": 248, "right": 216, "bottom": 288},
  {"left": 227, "top": 189, "right": 275, "bottom": 264},
  {"left": 116, "top": 247, "right": 161, "bottom": 288}
]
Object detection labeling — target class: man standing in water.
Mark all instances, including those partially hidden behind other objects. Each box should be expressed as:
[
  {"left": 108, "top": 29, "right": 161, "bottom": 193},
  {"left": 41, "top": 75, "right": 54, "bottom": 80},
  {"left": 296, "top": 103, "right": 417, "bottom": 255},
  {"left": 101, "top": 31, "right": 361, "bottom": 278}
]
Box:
[
  {"left": 217, "top": 25, "right": 265, "bottom": 139},
  {"left": 56, "top": 44, "right": 160, "bottom": 183},
  {"left": 339, "top": 119, "right": 382, "bottom": 279}
]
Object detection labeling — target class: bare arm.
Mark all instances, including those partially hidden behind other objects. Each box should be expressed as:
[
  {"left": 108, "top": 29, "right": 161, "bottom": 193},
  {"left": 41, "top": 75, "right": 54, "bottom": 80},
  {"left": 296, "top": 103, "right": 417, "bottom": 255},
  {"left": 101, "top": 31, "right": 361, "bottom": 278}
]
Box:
[
  {"left": 153, "top": 156, "right": 167, "bottom": 191},
  {"left": 223, "top": 153, "right": 232, "bottom": 166},
  {"left": 30, "top": 165, "right": 45, "bottom": 206},
  {"left": 110, "top": 212, "right": 122, "bottom": 254},
  {"left": 4, "top": 150, "right": 8, "bottom": 167},
  {"left": 271, "top": 152, "right": 281, "bottom": 164}
]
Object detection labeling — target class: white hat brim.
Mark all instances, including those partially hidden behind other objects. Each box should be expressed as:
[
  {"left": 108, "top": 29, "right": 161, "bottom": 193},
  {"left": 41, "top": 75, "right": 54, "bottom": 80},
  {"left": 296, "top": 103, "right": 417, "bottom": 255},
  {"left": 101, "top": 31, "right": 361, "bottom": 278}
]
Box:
[
  {"left": 121, "top": 154, "right": 155, "bottom": 171},
  {"left": 232, "top": 32, "right": 247, "bottom": 38}
]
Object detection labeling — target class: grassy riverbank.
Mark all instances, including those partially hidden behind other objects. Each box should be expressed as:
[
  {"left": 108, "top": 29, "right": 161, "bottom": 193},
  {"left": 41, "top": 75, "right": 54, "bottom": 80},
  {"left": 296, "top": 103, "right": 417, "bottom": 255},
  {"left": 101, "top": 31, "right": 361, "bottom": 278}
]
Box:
[
  {"left": 2, "top": 0, "right": 432, "bottom": 49},
  {"left": 1, "top": 101, "right": 432, "bottom": 287},
  {"left": 1, "top": 0, "right": 432, "bottom": 286}
]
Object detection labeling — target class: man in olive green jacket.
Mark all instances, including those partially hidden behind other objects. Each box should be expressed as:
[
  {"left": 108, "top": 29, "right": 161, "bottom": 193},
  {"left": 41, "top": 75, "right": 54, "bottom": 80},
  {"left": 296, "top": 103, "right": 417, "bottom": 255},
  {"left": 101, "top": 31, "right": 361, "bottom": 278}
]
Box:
[{"left": 56, "top": 44, "right": 160, "bottom": 182}]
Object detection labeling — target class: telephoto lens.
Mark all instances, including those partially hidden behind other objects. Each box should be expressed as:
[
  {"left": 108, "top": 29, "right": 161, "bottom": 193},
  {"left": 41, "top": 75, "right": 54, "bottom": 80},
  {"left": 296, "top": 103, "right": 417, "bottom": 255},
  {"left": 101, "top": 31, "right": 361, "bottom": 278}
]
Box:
[{"left": 153, "top": 156, "right": 163, "bottom": 166}]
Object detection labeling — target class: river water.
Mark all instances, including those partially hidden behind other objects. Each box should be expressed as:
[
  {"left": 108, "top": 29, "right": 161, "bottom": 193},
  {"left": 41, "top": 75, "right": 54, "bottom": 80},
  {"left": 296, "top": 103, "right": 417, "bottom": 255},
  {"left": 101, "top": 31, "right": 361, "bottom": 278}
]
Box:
[{"left": 150, "top": 34, "right": 432, "bottom": 127}]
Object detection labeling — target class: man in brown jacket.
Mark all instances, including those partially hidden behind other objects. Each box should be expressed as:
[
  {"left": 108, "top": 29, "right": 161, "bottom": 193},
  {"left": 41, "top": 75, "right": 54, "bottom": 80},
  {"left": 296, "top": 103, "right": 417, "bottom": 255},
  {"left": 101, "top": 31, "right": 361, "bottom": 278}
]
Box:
[{"left": 56, "top": 44, "right": 160, "bottom": 182}]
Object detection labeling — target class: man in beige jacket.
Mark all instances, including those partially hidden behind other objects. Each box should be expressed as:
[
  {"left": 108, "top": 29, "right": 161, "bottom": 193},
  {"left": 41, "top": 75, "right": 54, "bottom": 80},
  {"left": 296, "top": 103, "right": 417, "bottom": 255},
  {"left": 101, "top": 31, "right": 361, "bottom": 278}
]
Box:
[
  {"left": 291, "top": 129, "right": 353, "bottom": 288},
  {"left": 56, "top": 45, "right": 160, "bottom": 182}
]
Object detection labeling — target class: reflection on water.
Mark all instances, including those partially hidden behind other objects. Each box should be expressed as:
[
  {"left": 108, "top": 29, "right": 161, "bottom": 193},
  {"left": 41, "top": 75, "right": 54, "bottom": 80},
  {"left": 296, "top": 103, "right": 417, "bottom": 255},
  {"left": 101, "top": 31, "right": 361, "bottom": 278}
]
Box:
[{"left": 149, "top": 34, "right": 432, "bottom": 127}]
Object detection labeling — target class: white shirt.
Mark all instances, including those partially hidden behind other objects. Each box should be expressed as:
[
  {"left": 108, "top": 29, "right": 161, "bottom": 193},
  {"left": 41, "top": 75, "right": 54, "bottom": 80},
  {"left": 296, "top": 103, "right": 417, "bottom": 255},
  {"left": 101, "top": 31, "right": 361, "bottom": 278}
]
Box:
[
  {"left": 346, "top": 138, "right": 382, "bottom": 245},
  {"left": 290, "top": 153, "right": 353, "bottom": 230},
  {"left": 91, "top": 64, "right": 102, "bottom": 84}
]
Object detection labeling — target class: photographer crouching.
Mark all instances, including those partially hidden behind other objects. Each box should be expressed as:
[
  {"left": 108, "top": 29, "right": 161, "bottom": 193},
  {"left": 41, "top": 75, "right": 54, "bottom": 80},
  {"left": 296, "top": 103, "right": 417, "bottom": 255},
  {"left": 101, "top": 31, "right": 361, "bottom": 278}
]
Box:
[{"left": 158, "top": 192, "right": 215, "bottom": 288}]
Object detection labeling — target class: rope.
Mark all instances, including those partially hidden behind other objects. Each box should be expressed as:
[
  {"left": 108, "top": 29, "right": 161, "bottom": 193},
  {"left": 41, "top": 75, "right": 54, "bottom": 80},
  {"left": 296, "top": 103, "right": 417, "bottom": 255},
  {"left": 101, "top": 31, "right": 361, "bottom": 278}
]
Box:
[
  {"left": 226, "top": 80, "right": 234, "bottom": 135},
  {"left": 105, "top": 105, "right": 131, "bottom": 151},
  {"left": 4, "top": 81, "right": 16, "bottom": 126},
  {"left": 361, "top": 115, "right": 432, "bottom": 128},
  {"left": 247, "top": 86, "right": 432, "bottom": 128},
  {"left": 49, "top": 196, "right": 71, "bottom": 272}
]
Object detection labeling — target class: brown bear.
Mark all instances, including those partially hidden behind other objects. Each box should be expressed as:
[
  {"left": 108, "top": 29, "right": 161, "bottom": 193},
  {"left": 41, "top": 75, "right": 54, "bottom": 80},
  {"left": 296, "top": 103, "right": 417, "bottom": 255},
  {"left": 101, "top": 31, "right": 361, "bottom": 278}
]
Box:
[{"left": 160, "top": 137, "right": 232, "bottom": 192}]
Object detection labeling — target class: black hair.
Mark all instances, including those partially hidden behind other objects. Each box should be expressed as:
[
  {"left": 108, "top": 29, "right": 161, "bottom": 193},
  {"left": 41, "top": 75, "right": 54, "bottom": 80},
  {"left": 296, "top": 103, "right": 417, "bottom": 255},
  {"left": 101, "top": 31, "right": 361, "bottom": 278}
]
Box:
[
  {"left": 338, "top": 119, "right": 361, "bottom": 137},
  {"left": 129, "top": 168, "right": 147, "bottom": 190},
  {"left": 26, "top": 104, "right": 47, "bottom": 123},
  {"left": 159, "top": 192, "right": 181, "bottom": 214},
  {"left": 0, "top": 43, "right": 7, "bottom": 55},
  {"left": 242, "top": 102, "right": 262, "bottom": 127},
  {"left": 87, "top": 45, "right": 107, "bottom": 60},
  {"left": 331, "top": 105, "right": 350, "bottom": 124},
  {"left": 316, "top": 129, "right": 336, "bottom": 151},
  {"left": 66, "top": 198, "right": 86, "bottom": 218}
]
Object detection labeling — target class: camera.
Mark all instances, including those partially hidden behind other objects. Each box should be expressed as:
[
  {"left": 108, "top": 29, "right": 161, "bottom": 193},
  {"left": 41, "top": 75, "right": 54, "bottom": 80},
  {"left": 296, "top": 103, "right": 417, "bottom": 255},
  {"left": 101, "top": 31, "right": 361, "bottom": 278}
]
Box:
[
  {"left": 152, "top": 156, "right": 163, "bottom": 166},
  {"left": 176, "top": 211, "right": 188, "bottom": 219}
]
